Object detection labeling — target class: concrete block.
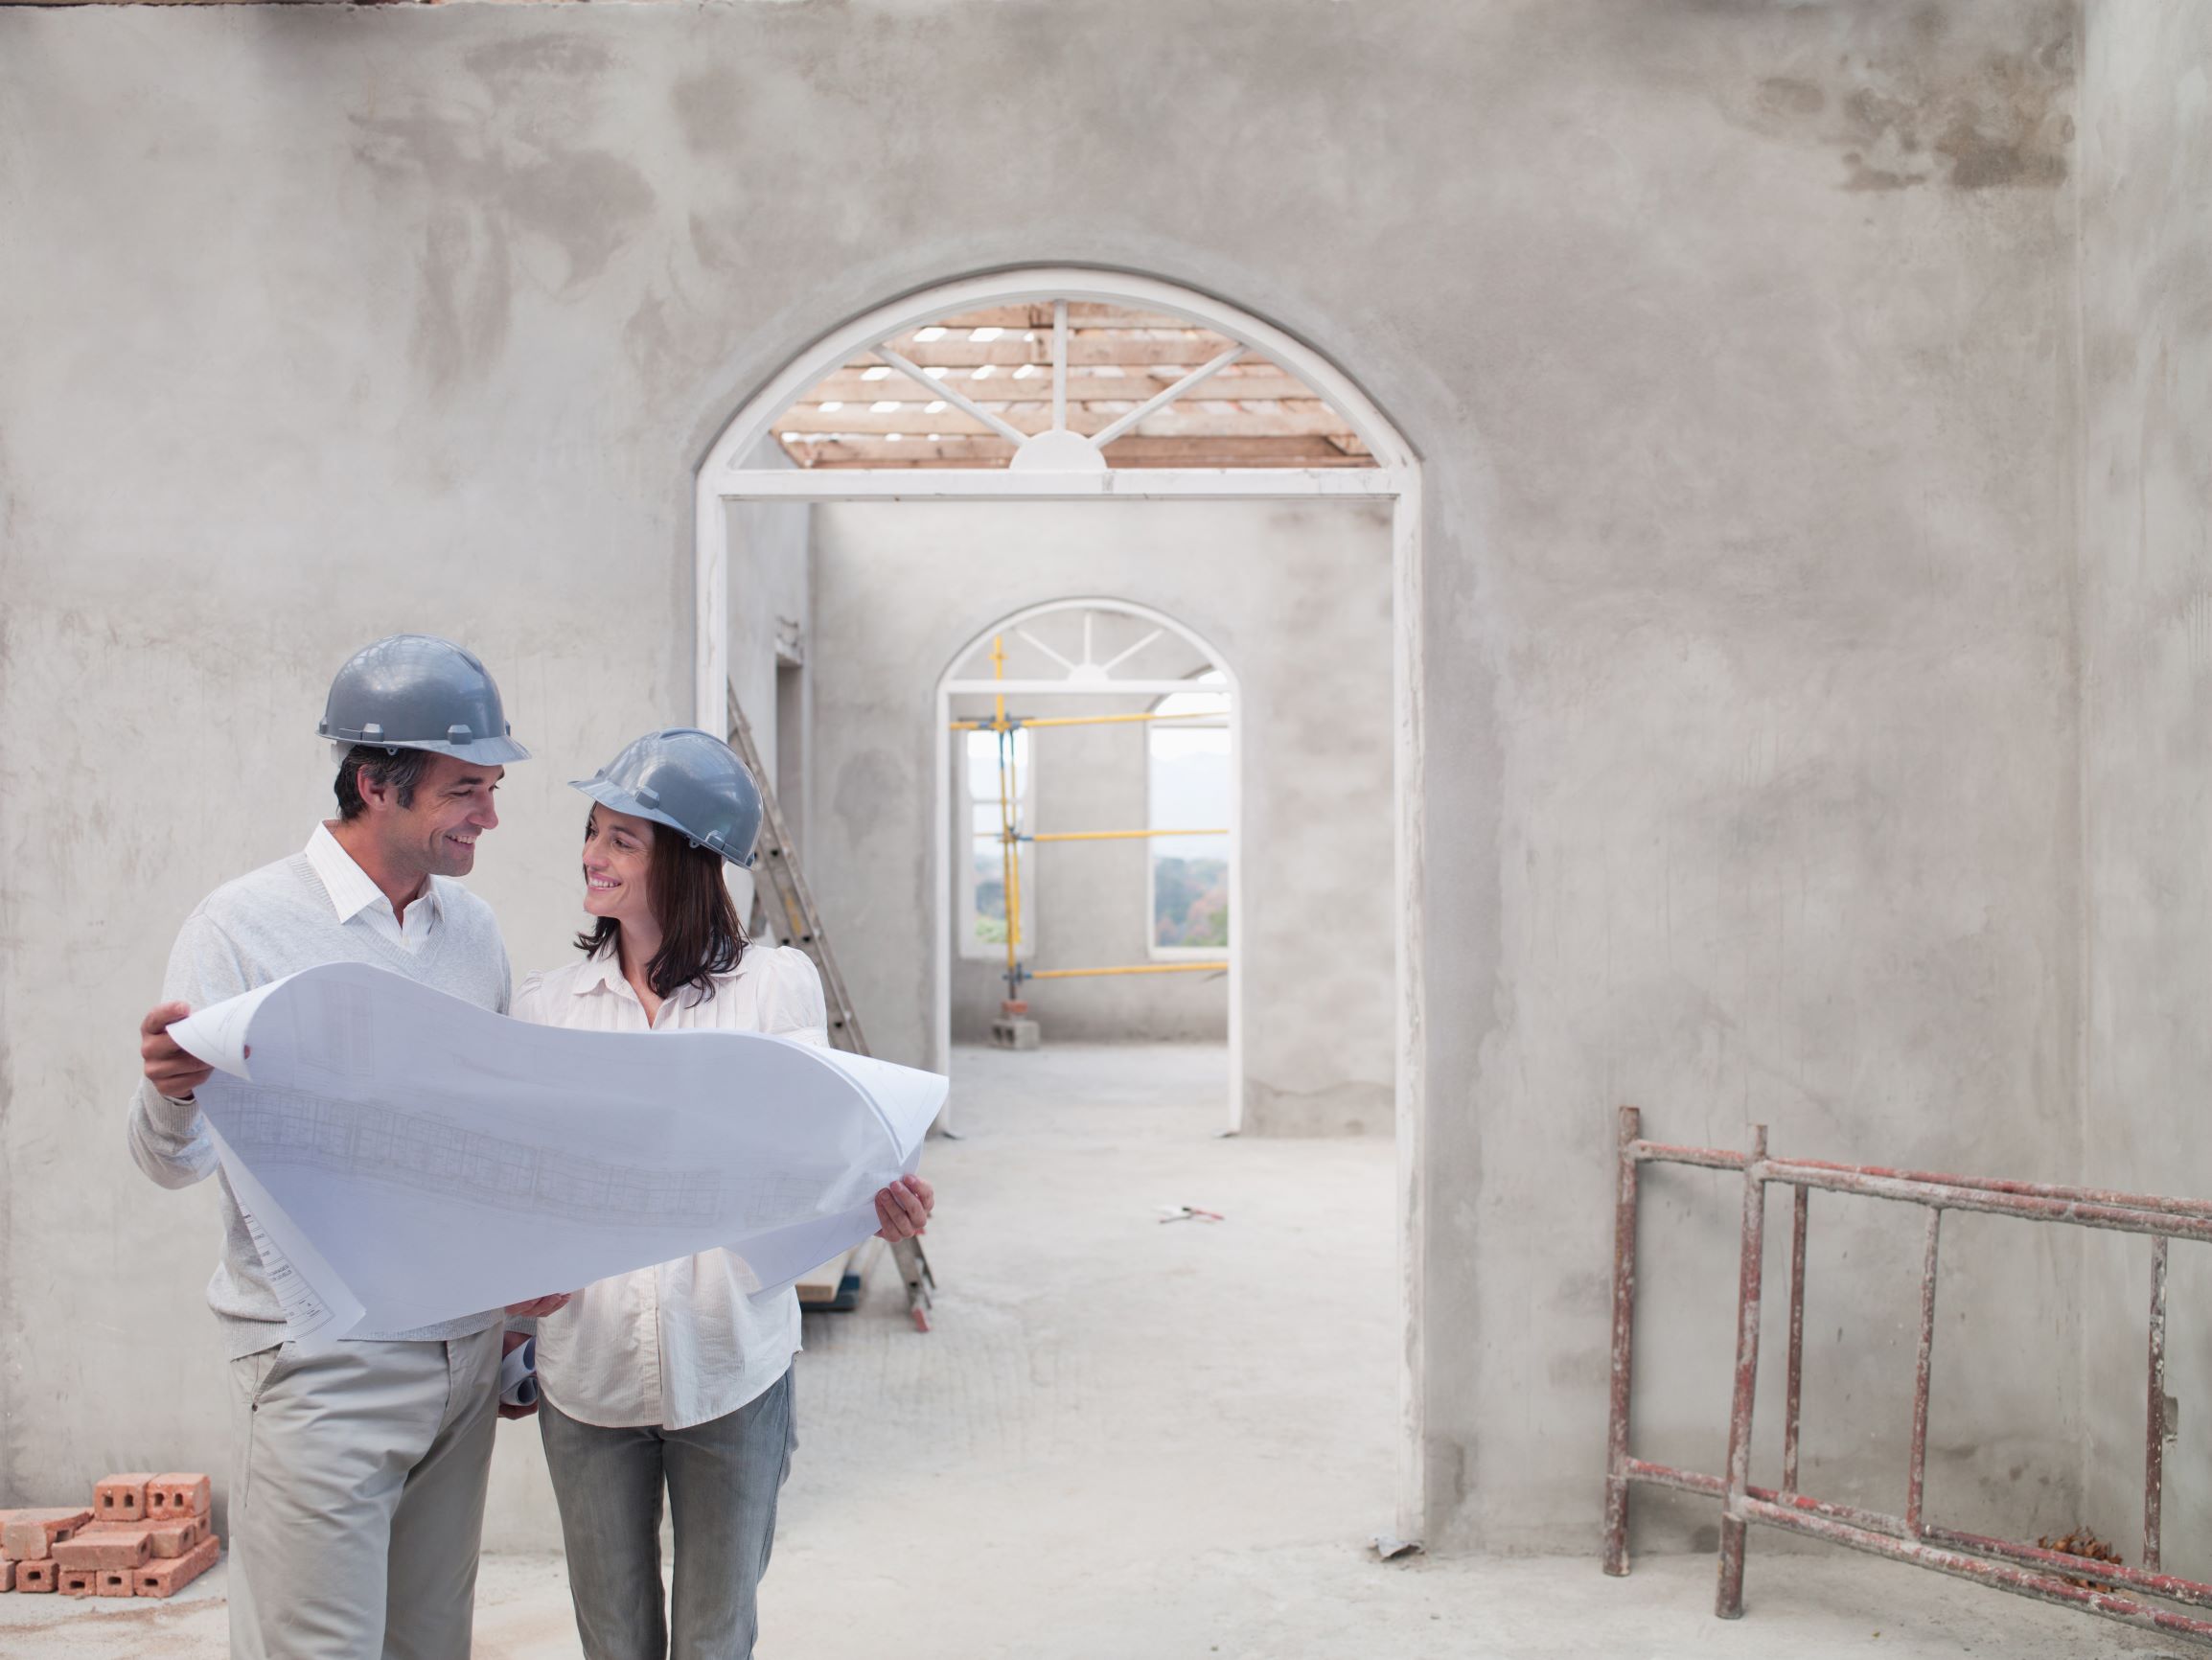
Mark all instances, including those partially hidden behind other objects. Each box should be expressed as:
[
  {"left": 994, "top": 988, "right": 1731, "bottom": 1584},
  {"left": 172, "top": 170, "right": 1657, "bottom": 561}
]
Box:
[
  {"left": 93, "top": 1474, "right": 155, "bottom": 1525},
  {"left": 148, "top": 1474, "right": 211, "bottom": 1519},
  {"left": 54, "top": 1528, "right": 151, "bottom": 1570},
  {"left": 134, "top": 1534, "right": 219, "bottom": 1599},
  {"left": 96, "top": 1567, "right": 135, "bottom": 1598},
  {"left": 58, "top": 1566, "right": 97, "bottom": 1598},
  {"left": 1, "top": 1509, "right": 92, "bottom": 1560},
  {"left": 146, "top": 1514, "right": 206, "bottom": 1558},
  {"left": 14, "top": 1560, "right": 58, "bottom": 1594},
  {"left": 990, "top": 1016, "right": 1042, "bottom": 1049}
]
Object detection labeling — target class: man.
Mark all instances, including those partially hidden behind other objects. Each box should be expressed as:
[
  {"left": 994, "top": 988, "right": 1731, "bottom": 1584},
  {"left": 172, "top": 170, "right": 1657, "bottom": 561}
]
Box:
[{"left": 131, "top": 634, "right": 566, "bottom": 1660}]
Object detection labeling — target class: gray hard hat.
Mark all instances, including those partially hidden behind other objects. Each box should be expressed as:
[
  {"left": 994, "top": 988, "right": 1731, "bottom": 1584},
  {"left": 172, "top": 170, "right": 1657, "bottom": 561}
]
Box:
[
  {"left": 317, "top": 634, "right": 531, "bottom": 764},
  {"left": 571, "top": 727, "right": 762, "bottom": 867}
]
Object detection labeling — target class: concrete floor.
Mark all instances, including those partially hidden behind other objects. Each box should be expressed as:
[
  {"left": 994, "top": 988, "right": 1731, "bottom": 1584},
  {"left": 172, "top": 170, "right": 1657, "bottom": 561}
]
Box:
[{"left": 0, "top": 1044, "right": 2178, "bottom": 1658}]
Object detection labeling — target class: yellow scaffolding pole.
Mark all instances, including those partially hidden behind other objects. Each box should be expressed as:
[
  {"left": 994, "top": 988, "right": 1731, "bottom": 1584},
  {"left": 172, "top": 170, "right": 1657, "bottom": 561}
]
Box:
[
  {"left": 1029, "top": 962, "right": 1228, "bottom": 980},
  {"left": 976, "top": 828, "right": 1228, "bottom": 843},
  {"left": 990, "top": 635, "right": 1025, "bottom": 1003},
  {"left": 952, "top": 709, "right": 1222, "bottom": 732}
]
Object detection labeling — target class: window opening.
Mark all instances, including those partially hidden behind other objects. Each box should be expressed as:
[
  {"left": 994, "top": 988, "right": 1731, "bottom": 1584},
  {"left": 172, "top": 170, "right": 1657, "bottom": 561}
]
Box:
[
  {"left": 960, "top": 725, "right": 1033, "bottom": 959},
  {"left": 1147, "top": 674, "right": 1232, "bottom": 957}
]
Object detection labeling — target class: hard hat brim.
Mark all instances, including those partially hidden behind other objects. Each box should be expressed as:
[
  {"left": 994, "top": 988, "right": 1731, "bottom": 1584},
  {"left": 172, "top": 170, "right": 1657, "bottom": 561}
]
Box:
[
  {"left": 333, "top": 733, "right": 532, "bottom": 764},
  {"left": 567, "top": 776, "right": 758, "bottom": 867}
]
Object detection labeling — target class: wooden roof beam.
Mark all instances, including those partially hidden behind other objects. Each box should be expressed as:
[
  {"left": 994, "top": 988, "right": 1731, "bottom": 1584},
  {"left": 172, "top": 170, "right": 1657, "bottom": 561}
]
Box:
[{"left": 797, "top": 368, "right": 1324, "bottom": 406}]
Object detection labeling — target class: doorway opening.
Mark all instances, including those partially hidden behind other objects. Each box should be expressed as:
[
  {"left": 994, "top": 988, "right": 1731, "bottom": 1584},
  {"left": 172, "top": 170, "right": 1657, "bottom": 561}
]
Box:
[
  {"left": 696, "top": 268, "right": 1429, "bottom": 1543},
  {"left": 938, "top": 597, "right": 1241, "bottom": 1127}
]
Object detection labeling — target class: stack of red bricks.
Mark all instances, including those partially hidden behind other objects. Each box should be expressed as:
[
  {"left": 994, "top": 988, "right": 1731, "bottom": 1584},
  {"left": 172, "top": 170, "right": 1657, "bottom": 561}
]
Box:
[{"left": 0, "top": 1474, "right": 221, "bottom": 1600}]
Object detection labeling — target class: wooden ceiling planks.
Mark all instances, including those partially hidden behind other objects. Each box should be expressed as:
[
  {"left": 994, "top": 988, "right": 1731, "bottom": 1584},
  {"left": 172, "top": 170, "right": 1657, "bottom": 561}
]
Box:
[{"left": 771, "top": 306, "right": 1373, "bottom": 471}]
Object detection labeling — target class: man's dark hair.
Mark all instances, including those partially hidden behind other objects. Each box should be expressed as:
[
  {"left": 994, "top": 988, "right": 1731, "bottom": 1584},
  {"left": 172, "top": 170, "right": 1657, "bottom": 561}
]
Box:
[
  {"left": 576, "top": 818, "right": 746, "bottom": 1002},
  {"left": 334, "top": 745, "right": 433, "bottom": 821}
]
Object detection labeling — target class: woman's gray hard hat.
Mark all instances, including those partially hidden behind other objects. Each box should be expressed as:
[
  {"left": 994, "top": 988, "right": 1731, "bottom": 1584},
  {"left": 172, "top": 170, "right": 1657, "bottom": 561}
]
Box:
[
  {"left": 318, "top": 634, "right": 531, "bottom": 763},
  {"left": 571, "top": 728, "right": 763, "bottom": 868}
]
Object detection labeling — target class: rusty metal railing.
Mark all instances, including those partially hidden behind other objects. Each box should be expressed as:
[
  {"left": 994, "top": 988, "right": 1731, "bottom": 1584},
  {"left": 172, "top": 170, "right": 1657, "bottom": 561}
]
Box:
[{"left": 1604, "top": 1105, "right": 2212, "bottom": 1646}]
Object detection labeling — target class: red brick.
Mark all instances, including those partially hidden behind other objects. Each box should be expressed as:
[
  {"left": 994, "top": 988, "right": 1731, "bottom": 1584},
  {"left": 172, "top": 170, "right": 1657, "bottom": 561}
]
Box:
[
  {"left": 92, "top": 1475, "right": 155, "bottom": 1525},
  {"left": 54, "top": 1528, "right": 150, "bottom": 1570},
  {"left": 58, "top": 1565, "right": 97, "bottom": 1598},
  {"left": 145, "top": 1514, "right": 207, "bottom": 1558},
  {"left": 14, "top": 1559, "right": 58, "bottom": 1593},
  {"left": 133, "top": 1534, "right": 219, "bottom": 1599},
  {"left": 0, "top": 1558, "right": 13, "bottom": 1592},
  {"left": 96, "top": 1567, "right": 135, "bottom": 1598},
  {"left": 147, "top": 1473, "right": 211, "bottom": 1520},
  {"left": 1, "top": 1509, "right": 92, "bottom": 1560}
]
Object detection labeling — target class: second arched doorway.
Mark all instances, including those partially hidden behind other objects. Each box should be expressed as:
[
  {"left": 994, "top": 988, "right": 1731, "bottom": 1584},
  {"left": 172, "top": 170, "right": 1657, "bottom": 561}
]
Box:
[{"left": 934, "top": 597, "right": 1243, "bottom": 1130}]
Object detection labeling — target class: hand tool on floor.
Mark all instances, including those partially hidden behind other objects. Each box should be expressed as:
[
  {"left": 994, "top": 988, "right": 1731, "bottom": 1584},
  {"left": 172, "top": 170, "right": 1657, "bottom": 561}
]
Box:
[
  {"left": 729, "top": 683, "right": 937, "bottom": 1332},
  {"left": 1159, "top": 1205, "right": 1226, "bottom": 1224}
]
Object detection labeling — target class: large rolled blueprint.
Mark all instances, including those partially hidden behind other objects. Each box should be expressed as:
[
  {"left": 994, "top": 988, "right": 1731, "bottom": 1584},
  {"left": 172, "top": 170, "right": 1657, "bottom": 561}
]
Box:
[{"left": 168, "top": 962, "right": 945, "bottom": 1347}]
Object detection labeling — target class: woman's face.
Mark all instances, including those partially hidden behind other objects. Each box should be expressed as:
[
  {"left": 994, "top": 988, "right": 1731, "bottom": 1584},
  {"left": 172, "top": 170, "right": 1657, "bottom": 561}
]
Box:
[{"left": 581, "top": 806, "right": 657, "bottom": 932}]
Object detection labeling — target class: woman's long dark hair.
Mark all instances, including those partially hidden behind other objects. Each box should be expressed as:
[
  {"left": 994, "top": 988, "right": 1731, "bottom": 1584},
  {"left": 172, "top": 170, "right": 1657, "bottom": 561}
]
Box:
[{"left": 575, "top": 817, "right": 746, "bottom": 1001}]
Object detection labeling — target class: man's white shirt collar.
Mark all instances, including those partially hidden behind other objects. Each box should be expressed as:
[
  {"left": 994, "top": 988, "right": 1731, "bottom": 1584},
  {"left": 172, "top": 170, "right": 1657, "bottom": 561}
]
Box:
[{"left": 306, "top": 823, "right": 441, "bottom": 944}]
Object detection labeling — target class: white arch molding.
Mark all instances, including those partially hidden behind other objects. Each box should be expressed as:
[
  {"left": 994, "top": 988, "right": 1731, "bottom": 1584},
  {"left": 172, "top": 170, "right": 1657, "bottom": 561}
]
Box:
[{"left": 693, "top": 268, "right": 1429, "bottom": 1542}]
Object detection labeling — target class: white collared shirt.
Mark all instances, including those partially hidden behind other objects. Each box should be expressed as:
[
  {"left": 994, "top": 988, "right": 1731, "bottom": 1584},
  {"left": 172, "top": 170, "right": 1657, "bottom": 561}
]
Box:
[
  {"left": 304, "top": 822, "right": 440, "bottom": 953},
  {"left": 512, "top": 943, "right": 830, "bottom": 1430}
]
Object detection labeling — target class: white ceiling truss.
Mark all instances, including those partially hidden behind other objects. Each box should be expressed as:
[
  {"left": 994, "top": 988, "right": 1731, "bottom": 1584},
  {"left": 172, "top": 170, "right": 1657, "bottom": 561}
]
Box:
[{"left": 767, "top": 298, "right": 1380, "bottom": 472}]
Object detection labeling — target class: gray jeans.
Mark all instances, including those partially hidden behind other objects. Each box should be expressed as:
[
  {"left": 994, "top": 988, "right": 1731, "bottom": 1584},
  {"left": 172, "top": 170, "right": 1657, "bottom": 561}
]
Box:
[{"left": 539, "top": 1368, "right": 797, "bottom": 1660}]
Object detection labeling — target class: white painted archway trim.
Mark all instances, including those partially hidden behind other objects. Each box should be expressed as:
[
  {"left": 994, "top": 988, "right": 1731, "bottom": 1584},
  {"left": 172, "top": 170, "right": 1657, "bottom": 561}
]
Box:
[
  {"left": 934, "top": 596, "right": 1244, "bottom": 1138},
  {"left": 693, "top": 267, "right": 1428, "bottom": 1544}
]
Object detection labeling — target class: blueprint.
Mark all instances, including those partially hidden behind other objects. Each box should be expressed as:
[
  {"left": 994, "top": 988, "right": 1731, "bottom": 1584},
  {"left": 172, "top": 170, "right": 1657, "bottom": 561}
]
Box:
[{"left": 169, "top": 961, "right": 945, "bottom": 1347}]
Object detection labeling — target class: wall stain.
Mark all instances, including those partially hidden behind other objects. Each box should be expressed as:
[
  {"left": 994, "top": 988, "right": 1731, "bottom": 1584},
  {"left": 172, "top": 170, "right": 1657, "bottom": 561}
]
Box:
[
  {"left": 350, "top": 39, "right": 657, "bottom": 392},
  {"left": 1728, "top": 4, "right": 2074, "bottom": 194}
]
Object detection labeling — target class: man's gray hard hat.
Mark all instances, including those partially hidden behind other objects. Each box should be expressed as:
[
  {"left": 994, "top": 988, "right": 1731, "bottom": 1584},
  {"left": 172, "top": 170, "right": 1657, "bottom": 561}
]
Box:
[
  {"left": 571, "top": 728, "right": 762, "bottom": 868},
  {"left": 318, "top": 634, "right": 531, "bottom": 764}
]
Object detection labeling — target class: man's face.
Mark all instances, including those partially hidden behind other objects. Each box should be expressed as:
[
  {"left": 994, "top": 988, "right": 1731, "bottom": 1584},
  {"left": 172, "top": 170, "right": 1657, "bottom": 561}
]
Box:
[{"left": 365, "top": 752, "right": 504, "bottom": 882}]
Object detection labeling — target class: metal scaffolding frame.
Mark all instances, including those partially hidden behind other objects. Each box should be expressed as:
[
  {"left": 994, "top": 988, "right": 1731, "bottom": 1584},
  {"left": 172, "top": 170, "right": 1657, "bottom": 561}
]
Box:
[
  {"left": 1605, "top": 1105, "right": 2212, "bottom": 1647},
  {"left": 954, "top": 634, "right": 1231, "bottom": 1006}
]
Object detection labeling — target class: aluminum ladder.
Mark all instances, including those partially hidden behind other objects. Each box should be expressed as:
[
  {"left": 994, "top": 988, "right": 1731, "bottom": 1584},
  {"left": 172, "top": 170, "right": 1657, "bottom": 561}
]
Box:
[{"left": 726, "top": 684, "right": 937, "bottom": 1331}]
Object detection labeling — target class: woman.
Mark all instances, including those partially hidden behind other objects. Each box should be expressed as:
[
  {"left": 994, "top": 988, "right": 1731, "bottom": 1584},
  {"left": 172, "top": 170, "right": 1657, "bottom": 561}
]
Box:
[{"left": 515, "top": 726, "right": 933, "bottom": 1660}]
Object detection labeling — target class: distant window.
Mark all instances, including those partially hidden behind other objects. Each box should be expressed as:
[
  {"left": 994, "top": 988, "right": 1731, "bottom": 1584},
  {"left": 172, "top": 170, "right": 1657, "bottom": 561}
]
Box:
[
  {"left": 959, "top": 726, "right": 1034, "bottom": 959},
  {"left": 1147, "top": 676, "right": 1231, "bottom": 958}
]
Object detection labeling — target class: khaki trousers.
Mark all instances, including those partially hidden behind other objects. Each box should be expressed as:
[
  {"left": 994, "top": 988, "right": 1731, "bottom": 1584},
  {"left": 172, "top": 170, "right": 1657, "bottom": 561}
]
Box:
[{"left": 227, "top": 1329, "right": 501, "bottom": 1660}]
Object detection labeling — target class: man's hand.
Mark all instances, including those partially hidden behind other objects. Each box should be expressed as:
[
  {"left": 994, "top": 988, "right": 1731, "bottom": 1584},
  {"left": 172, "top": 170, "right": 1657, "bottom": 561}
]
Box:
[
  {"left": 874, "top": 1174, "right": 933, "bottom": 1242},
  {"left": 504, "top": 1293, "right": 571, "bottom": 1319},
  {"left": 141, "top": 1003, "right": 214, "bottom": 1101},
  {"left": 496, "top": 1328, "right": 538, "bottom": 1420}
]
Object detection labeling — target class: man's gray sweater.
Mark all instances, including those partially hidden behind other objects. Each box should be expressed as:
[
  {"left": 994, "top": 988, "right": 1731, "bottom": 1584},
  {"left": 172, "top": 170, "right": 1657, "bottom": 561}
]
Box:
[{"left": 127, "top": 851, "right": 512, "bottom": 1358}]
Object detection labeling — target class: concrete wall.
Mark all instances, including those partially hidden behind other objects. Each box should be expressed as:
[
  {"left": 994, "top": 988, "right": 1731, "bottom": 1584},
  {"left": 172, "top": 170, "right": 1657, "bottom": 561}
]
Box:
[
  {"left": 726, "top": 440, "right": 814, "bottom": 923},
  {"left": 814, "top": 500, "right": 1392, "bottom": 1118},
  {"left": 0, "top": 0, "right": 2098, "bottom": 1555},
  {"left": 2079, "top": 0, "right": 2212, "bottom": 1569}
]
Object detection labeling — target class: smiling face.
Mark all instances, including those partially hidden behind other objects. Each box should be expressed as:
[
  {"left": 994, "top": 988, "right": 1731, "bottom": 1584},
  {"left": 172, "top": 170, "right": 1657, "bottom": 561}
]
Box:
[
  {"left": 581, "top": 805, "right": 658, "bottom": 934},
  {"left": 361, "top": 751, "right": 503, "bottom": 883}
]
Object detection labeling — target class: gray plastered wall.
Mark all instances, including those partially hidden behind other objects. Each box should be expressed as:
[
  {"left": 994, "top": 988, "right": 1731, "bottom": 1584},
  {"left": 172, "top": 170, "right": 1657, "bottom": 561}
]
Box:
[
  {"left": 0, "top": 0, "right": 2148, "bottom": 1556},
  {"left": 2079, "top": 0, "right": 2212, "bottom": 1575}
]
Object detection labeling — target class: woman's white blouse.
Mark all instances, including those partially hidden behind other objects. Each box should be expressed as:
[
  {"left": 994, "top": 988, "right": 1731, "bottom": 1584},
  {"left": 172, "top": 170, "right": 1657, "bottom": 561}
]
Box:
[{"left": 512, "top": 944, "right": 830, "bottom": 1430}]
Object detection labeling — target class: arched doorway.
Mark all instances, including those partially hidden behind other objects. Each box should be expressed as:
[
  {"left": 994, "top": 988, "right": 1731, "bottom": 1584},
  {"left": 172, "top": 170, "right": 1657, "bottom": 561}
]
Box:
[
  {"left": 693, "top": 268, "right": 1429, "bottom": 1539},
  {"left": 933, "top": 596, "right": 1243, "bottom": 1129}
]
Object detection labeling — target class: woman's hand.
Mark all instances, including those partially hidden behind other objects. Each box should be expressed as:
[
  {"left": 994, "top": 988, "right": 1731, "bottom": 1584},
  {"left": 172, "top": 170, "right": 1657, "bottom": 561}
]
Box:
[
  {"left": 505, "top": 1293, "right": 572, "bottom": 1318},
  {"left": 874, "top": 1174, "right": 933, "bottom": 1242}
]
